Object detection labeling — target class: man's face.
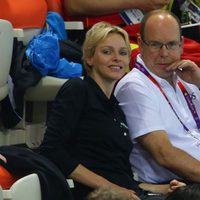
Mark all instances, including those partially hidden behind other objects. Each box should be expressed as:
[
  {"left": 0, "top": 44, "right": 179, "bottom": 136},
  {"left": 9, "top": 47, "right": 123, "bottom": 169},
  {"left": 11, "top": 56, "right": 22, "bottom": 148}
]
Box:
[{"left": 138, "top": 14, "right": 183, "bottom": 80}]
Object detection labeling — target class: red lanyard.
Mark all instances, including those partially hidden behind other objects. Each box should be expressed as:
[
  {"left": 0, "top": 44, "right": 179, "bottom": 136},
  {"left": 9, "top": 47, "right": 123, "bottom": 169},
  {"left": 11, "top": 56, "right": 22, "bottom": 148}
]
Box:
[
  {"left": 135, "top": 62, "right": 200, "bottom": 131},
  {"left": 178, "top": 81, "right": 200, "bottom": 129}
]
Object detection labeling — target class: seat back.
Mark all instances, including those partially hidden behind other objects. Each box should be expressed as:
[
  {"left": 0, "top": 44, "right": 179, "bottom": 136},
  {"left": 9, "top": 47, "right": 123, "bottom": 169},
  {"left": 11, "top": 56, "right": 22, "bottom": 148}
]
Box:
[
  {"left": 3, "top": 173, "right": 42, "bottom": 200},
  {"left": 0, "top": 187, "right": 3, "bottom": 200},
  {"left": 0, "top": 19, "right": 13, "bottom": 101}
]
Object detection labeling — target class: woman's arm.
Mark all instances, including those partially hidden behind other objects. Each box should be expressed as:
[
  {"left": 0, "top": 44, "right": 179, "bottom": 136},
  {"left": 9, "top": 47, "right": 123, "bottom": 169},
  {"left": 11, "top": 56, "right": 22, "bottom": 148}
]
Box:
[
  {"left": 70, "top": 164, "right": 140, "bottom": 200},
  {"left": 40, "top": 79, "right": 88, "bottom": 175},
  {"left": 64, "top": 0, "right": 170, "bottom": 16}
]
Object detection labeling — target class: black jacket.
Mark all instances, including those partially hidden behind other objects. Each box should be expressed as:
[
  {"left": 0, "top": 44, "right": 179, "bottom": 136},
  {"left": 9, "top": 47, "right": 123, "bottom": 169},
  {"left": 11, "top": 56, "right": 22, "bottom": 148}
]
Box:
[
  {"left": 0, "top": 146, "right": 73, "bottom": 200},
  {"left": 40, "top": 77, "right": 139, "bottom": 199}
]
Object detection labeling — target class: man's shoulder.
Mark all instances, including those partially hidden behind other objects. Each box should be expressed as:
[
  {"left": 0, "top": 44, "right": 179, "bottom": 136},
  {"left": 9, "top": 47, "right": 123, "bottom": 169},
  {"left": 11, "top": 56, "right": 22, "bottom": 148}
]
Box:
[{"left": 115, "top": 69, "right": 150, "bottom": 94}]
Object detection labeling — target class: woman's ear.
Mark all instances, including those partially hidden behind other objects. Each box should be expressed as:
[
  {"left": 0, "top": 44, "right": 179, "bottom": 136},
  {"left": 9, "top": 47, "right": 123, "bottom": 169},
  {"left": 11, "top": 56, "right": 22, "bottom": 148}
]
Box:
[{"left": 86, "top": 57, "right": 93, "bottom": 67}]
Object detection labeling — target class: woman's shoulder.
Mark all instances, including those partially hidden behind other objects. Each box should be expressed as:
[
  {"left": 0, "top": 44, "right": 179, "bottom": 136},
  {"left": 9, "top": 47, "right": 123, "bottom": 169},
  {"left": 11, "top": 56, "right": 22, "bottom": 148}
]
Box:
[
  {"left": 57, "top": 77, "right": 88, "bottom": 98},
  {"left": 62, "top": 77, "right": 86, "bottom": 89}
]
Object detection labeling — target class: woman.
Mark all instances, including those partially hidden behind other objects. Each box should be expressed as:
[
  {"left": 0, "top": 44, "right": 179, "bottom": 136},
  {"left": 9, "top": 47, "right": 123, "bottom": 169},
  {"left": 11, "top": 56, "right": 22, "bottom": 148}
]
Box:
[{"left": 39, "top": 22, "right": 141, "bottom": 200}]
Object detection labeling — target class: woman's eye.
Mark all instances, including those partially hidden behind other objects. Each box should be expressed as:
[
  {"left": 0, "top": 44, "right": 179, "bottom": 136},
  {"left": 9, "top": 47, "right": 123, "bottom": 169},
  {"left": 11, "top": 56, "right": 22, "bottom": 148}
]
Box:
[
  {"left": 102, "top": 49, "right": 112, "bottom": 54},
  {"left": 120, "top": 50, "right": 128, "bottom": 56},
  {"left": 101, "top": 48, "right": 128, "bottom": 56}
]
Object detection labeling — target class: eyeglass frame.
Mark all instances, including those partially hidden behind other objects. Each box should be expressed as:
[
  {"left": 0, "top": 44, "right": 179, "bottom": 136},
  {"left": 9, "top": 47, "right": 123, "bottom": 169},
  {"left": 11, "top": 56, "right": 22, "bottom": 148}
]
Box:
[{"left": 141, "top": 37, "right": 182, "bottom": 51}]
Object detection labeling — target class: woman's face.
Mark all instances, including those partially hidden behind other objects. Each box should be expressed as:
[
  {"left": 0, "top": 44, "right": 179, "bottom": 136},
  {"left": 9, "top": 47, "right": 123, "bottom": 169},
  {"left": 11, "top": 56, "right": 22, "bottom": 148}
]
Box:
[{"left": 86, "top": 33, "right": 130, "bottom": 84}]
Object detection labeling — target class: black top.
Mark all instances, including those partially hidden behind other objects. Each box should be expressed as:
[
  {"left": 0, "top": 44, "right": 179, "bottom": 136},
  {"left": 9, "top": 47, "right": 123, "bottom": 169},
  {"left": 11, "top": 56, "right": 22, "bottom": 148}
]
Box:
[{"left": 40, "top": 76, "right": 138, "bottom": 198}]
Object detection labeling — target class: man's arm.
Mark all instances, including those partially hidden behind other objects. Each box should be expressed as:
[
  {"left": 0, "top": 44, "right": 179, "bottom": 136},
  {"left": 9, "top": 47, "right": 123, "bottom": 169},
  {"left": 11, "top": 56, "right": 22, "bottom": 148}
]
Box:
[
  {"left": 64, "top": 0, "right": 169, "bottom": 16},
  {"left": 137, "top": 130, "right": 200, "bottom": 182}
]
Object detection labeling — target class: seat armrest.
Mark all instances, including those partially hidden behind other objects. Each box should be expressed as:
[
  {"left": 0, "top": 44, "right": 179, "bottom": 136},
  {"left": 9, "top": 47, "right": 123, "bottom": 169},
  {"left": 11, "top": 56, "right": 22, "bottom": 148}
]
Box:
[
  {"left": 13, "top": 21, "right": 84, "bottom": 45},
  {"left": 64, "top": 21, "right": 84, "bottom": 30},
  {"left": 13, "top": 21, "right": 84, "bottom": 38}
]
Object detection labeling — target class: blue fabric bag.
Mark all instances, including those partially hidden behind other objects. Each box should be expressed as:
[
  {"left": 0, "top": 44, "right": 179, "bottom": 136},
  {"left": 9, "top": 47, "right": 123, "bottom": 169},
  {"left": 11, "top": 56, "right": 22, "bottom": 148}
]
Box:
[
  {"left": 25, "top": 12, "right": 82, "bottom": 78},
  {"left": 26, "top": 31, "right": 60, "bottom": 76},
  {"left": 49, "top": 59, "right": 82, "bottom": 78},
  {"left": 43, "top": 11, "right": 67, "bottom": 40}
]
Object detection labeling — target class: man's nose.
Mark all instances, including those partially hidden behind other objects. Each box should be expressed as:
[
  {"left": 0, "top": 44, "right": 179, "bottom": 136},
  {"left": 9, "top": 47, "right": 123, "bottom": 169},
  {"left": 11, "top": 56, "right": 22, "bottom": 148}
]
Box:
[{"left": 159, "top": 45, "right": 169, "bottom": 57}]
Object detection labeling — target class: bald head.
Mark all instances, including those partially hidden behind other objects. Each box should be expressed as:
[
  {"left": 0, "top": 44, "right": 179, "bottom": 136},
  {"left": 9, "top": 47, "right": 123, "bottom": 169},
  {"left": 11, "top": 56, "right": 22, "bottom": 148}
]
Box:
[
  {"left": 140, "top": 10, "right": 182, "bottom": 41},
  {"left": 137, "top": 10, "right": 183, "bottom": 82}
]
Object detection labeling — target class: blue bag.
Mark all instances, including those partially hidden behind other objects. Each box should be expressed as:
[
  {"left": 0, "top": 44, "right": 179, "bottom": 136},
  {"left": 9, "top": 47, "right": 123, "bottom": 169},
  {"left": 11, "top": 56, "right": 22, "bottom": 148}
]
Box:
[
  {"left": 25, "top": 12, "right": 82, "bottom": 78},
  {"left": 26, "top": 31, "right": 60, "bottom": 76}
]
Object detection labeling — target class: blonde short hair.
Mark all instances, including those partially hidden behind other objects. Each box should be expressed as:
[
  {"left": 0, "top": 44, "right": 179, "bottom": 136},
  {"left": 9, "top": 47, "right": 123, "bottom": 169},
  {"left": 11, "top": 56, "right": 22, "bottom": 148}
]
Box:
[{"left": 82, "top": 22, "right": 131, "bottom": 74}]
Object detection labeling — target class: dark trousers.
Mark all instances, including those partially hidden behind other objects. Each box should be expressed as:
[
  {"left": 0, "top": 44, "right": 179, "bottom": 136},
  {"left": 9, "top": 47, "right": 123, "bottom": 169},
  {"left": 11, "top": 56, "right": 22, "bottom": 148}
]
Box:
[
  {"left": 140, "top": 194, "right": 166, "bottom": 200},
  {"left": 71, "top": 183, "right": 167, "bottom": 200}
]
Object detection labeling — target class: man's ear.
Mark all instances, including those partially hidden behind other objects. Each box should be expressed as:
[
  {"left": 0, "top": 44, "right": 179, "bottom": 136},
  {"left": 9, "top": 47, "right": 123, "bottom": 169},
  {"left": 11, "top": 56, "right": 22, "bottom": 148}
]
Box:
[
  {"left": 137, "top": 36, "right": 144, "bottom": 53},
  {"left": 180, "top": 36, "right": 184, "bottom": 54},
  {"left": 137, "top": 36, "right": 143, "bottom": 49}
]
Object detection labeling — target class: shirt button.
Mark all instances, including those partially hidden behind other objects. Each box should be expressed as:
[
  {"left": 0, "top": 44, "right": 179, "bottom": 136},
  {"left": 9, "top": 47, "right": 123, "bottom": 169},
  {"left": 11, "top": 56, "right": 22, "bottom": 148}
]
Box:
[{"left": 124, "top": 132, "right": 127, "bottom": 136}]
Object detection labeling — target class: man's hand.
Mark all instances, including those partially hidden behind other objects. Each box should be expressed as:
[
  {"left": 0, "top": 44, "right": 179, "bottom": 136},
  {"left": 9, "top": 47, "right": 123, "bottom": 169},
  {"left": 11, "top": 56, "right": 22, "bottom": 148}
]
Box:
[
  {"left": 168, "top": 179, "right": 186, "bottom": 193},
  {"left": 166, "top": 59, "right": 200, "bottom": 87}
]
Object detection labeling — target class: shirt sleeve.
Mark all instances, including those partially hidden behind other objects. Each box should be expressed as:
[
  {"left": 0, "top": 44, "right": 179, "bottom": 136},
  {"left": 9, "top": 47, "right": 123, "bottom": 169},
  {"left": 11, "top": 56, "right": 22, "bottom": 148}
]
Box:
[
  {"left": 40, "top": 78, "right": 87, "bottom": 177},
  {"left": 115, "top": 78, "right": 165, "bottom": 141}
]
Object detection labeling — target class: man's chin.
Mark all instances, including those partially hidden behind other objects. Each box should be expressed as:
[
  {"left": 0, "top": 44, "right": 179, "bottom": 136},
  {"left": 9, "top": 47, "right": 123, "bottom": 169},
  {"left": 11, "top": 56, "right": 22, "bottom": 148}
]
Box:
[{"left": 161, "top": 72, "right": 174, "bottom": 79}]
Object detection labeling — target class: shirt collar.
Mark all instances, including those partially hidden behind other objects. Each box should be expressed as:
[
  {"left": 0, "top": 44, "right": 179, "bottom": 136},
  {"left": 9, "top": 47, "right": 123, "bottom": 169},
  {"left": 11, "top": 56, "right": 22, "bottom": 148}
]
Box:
[{"left": 84, "top": 76, "right": 118, "bottom": 107}]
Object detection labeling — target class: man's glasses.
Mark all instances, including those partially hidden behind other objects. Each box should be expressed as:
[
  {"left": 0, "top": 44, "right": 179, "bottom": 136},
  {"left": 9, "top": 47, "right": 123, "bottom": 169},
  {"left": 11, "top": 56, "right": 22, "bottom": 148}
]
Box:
[{"left": 142, "top": 38, "right": 181, "bottom": 51}]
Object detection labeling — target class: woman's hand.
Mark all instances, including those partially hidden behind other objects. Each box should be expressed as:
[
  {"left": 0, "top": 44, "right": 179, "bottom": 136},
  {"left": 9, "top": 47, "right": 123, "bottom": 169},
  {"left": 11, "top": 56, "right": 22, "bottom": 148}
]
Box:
[
  {"left": 112, "top": 185, "right": 140, "bottom": 200},
  {"left": 69, "top": 164, "right": 140, "bottom": 200}
]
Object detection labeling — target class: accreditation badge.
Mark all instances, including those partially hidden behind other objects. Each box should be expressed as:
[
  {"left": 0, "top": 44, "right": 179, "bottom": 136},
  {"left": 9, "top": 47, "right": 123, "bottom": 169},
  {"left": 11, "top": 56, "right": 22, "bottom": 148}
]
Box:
[{"left": 120, "top": 9, "right": 144, "bottom": 25}]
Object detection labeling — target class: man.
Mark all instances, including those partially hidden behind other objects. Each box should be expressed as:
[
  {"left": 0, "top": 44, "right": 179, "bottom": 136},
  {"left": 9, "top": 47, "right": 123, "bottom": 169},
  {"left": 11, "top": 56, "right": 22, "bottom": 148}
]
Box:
[{"left": 115, "top": 10, "right": 200, "bottom": 184}]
